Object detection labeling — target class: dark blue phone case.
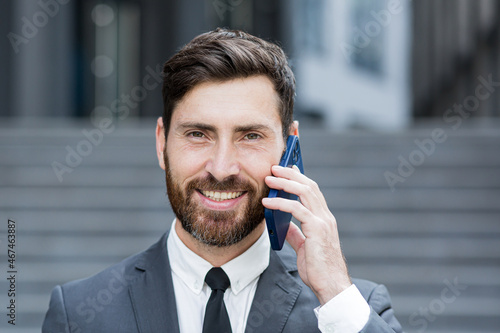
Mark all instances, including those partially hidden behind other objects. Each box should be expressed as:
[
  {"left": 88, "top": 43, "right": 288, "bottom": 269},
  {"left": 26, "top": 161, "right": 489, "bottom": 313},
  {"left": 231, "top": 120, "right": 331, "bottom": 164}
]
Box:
[{"left": 265, "top": 135, "right": 304, "bottom": 251}]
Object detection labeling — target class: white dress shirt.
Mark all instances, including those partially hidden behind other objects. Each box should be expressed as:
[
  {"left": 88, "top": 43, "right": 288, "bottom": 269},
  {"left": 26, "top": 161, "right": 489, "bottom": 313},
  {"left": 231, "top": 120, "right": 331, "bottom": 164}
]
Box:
[{"left": 167, "top": 219, "right": 370, "bottom": 333}]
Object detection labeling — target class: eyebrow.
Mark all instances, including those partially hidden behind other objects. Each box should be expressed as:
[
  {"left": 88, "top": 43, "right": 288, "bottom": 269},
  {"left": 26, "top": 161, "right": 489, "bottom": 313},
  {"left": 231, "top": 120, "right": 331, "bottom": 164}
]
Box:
[
  {"left": 176, "top": 122, "right": 216, "bottom": 132},
  {"left": 234, "top": 124, "right": 274, "bottom": 133},
  {"left": 177, "top": 122, "right": 274, "bottom": 134}
]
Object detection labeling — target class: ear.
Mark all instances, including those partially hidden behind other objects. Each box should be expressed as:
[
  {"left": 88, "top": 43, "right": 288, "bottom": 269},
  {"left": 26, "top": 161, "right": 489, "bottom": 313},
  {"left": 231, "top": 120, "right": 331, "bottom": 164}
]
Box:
[
  {"left": 289, "top": 120, "right": 299, "bottom": 137},
  {"left": 155, "top": 117, "right": 166, "bottom": 170}
]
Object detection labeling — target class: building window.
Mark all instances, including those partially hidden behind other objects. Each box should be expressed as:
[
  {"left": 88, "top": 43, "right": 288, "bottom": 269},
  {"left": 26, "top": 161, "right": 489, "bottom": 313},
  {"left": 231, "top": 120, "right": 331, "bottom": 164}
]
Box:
[
  {"left": 299, "top": 0, "right": 325, "bottom": 54},
  {"left": 349, "top": 0, "right": 385, "bottom": 75}
]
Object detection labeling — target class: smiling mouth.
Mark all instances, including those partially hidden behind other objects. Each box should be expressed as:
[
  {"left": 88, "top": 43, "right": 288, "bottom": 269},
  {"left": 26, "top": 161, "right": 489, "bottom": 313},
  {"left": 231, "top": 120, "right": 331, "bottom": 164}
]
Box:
[{"left": 199, "top": 190, "right": 245, "bottom": 202}]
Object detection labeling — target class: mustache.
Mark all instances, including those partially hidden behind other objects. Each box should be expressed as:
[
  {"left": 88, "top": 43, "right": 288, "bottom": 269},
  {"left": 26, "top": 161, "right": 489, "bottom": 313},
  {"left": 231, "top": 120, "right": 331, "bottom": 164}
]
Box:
[{"left": 186, "top": 174, "right": 255, "bottom": 192}]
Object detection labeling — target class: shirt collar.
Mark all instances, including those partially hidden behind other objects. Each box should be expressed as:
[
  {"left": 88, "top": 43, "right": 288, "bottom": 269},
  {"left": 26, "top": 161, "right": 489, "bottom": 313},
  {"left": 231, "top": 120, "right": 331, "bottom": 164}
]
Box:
[{"left": 167, "top": 219, "right": 270, "bottom": 295}]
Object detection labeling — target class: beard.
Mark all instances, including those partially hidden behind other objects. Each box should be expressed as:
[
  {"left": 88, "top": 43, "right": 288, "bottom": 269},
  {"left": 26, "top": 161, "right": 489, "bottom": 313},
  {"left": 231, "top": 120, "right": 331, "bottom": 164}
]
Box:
[{"left": 164, "top": 153, "right": 269, "bottom": 247}]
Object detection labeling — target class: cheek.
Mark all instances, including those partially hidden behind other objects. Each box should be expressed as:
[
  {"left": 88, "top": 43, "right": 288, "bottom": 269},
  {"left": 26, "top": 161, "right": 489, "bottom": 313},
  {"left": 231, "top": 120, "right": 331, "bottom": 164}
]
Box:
[
  {"left": 166, "top": 143, "right": 207, "bottom": 182},
  {"left": 169, "top": 155, "right": 206, "bottom": 182},
  {"left": 240, "top": 150, "right": 280, "bottom": 186}
]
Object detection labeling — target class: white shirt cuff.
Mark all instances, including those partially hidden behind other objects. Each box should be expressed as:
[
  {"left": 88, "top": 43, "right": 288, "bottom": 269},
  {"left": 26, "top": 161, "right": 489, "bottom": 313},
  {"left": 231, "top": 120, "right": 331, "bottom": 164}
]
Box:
[{"left": 314, "top": 284, "right": 370, "bottom": 333}]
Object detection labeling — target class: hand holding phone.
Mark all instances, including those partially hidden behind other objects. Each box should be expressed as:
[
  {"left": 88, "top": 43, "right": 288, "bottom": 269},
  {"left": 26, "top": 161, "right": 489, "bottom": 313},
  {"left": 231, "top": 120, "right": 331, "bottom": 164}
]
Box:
[{"left": 265, "top": 135, "right": 304, "bottom": 251}]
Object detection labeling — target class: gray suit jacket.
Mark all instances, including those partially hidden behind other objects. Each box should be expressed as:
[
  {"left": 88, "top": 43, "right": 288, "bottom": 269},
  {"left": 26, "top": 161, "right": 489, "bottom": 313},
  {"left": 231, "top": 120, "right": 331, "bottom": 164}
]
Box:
[{"left": 42, "top": 232, "right": 402, "bottom": 332}]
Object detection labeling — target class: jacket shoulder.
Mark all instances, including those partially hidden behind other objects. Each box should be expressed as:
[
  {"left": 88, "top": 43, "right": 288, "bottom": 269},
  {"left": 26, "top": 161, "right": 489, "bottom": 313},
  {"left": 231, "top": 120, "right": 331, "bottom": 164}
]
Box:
[
  {"left": 63, "top": 232, "right": 167, "bottom": 293},
  {"left": 43, "top": 233, "right": 169, "bottom": 333}
]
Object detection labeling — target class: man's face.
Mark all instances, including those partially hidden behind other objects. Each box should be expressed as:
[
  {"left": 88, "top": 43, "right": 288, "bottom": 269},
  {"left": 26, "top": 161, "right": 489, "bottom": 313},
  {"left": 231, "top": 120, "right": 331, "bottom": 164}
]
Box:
[{"left": 159, "top": 76, "right": 286, "bottom": 247}]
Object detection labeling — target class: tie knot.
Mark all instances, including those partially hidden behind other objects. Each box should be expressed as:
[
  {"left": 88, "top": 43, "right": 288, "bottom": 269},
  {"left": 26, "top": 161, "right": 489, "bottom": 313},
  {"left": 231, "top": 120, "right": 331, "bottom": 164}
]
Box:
[{"left": 205, "top": 267, "right": 230, "bottom": 292}]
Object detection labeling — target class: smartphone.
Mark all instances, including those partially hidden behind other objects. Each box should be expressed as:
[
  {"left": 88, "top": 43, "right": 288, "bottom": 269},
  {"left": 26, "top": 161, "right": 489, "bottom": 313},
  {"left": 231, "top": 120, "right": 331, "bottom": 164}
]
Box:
[{"left": 265, "top": 135, "right": 304, "bottom": 251}]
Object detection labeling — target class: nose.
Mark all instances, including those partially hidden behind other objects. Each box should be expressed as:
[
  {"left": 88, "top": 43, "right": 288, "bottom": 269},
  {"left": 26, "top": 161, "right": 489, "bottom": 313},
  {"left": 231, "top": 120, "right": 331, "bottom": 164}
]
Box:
[{"left": 205, "top": 140, "right": 241, "bottom": 182}]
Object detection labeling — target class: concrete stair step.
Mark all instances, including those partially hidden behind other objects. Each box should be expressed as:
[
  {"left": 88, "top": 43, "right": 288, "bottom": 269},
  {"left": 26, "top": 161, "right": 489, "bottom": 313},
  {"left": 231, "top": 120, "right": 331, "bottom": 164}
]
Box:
[
  {"left": 2, "top": 187, "right": 500, "bottom": 210},
  {"left": 0, "top": 120, "right": 499, "bottom": 332},
  {"left": 2, "top": 165, "right": 500, "bottom": 189}
]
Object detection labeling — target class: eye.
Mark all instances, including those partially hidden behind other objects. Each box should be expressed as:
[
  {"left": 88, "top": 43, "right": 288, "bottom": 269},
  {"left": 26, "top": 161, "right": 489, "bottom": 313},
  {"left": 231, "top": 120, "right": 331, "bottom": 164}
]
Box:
[
  {"left": 188, "top": 131, "right": 205, "bottom": 138},
  {"left": 244, "top": 133, "right": 261, "bottom": 140}
]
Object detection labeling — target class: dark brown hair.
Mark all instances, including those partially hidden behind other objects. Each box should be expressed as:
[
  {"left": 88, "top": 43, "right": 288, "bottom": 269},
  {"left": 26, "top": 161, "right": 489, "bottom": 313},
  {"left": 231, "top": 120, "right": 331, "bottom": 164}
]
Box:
[{"left": 161, "top": 28, "right": 295, "bottom": 140}]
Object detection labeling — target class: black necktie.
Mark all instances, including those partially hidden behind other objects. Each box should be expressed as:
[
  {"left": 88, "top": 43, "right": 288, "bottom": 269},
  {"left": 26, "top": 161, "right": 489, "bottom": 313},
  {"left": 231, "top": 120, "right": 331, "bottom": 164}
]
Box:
[{"left": 203, "top": 267, "right": 232, "bottom": 333}]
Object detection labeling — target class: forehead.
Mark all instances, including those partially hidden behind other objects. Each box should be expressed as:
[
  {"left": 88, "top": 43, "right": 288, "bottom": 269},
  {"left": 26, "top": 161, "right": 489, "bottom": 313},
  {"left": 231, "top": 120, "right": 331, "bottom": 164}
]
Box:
[{"left": 171, "top": 76, "right": 282, "bottom": 130}]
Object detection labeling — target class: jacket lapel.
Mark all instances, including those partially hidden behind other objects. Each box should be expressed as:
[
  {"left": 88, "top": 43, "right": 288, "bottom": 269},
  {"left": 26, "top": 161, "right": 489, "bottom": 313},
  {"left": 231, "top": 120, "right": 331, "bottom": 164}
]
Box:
[
  {"left": 128, "top": 233, "right": 180, "bottom": 333},
  {"left": 245, "top": 247, "right": 302, "bottom": 333},
  {"left": 125, "top": 232, "right": 303, "bottom": 333}
]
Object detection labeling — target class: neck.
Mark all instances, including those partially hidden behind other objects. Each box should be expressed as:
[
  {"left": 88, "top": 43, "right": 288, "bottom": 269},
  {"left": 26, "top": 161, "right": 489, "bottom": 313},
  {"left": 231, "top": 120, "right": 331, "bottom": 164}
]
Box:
[{"left": 175, "top": 219, "right": 266, "bottom": 267}]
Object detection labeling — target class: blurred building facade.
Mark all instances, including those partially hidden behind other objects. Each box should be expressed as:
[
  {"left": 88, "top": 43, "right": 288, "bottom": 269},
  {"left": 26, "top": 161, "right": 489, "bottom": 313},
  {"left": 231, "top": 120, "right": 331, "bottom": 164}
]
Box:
[
  {"left": 412, "top": 0, "right": 500, "bottom": 119},
  {"left": 1, "top": 0, "right": 499, "bottom": 129},
  {"left": 290, "top": 0, "right": 412, "bottom": 129}
]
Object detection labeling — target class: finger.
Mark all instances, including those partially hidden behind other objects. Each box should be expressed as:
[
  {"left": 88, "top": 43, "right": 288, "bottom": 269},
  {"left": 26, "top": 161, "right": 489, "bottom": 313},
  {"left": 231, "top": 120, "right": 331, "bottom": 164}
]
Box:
[
  {"left": 271, "top": 165, "right": 306, "bottom": 182},
  {"left": 286, "top": 222, "right": 305, "bottom": 253},
  {"left": 271, "top": 165, "right": 329, "bottom": 208},
  {"left": 262, "top": 196, "right": 317, "bottom": 226},
  {"left": 265, "top": 175, "right": 323, "bottom": 213}
]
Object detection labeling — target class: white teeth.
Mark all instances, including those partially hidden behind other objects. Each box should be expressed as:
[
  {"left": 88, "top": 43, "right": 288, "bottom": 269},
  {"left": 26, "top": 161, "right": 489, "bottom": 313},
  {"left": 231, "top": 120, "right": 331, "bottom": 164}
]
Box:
[{"left": 201, "top": 191, "right": 243, "bottom": 201}]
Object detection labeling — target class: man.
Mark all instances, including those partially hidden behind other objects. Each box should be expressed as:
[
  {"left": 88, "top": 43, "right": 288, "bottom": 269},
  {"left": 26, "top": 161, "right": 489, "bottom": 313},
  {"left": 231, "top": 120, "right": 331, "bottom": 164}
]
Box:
[{"left": 43, "top": 28, "right": 402, "bottom": 333}]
